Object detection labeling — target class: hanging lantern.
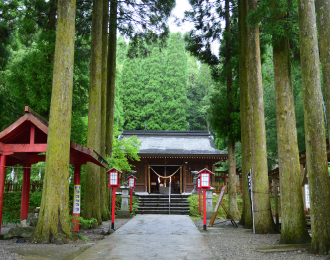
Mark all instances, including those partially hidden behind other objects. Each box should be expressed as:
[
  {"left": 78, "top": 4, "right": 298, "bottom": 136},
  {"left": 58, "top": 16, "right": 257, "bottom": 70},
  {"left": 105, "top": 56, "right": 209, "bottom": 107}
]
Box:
[
  {"left": 197, "top": 168, "right": 214, "bottom": 189},
  {"left": 128, "top": 175, "right": 137, "bottom": 189},
  {"left": 106, "top": 168, "right": 122, "bottom": 188}
]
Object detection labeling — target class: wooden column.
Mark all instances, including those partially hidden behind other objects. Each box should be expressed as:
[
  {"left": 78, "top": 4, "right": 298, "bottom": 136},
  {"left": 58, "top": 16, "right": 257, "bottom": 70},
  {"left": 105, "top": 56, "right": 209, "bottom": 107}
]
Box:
[
  {"left": 20, "top": 164, "right": 31, "bottom": 221},
  {"left": 72, "top": 164, "right": 81, "bottom": 231},
  {"left": 0, "top": 155, "right": 6, "bottom": 234},
  {"left": 180, "top": 166, "right": 182, "bottom": 194},
  {"left": 273, "top": 178, "right": 279, "bottom": 228},
  {"left": 144, "top": 163, "right": 147, "bottom": 193},
  {"left": 183, "top": 165, "right": 186, "bottom": 193},
  {"left": 148, "top": 166, "right": 150, "bottom": 193}
]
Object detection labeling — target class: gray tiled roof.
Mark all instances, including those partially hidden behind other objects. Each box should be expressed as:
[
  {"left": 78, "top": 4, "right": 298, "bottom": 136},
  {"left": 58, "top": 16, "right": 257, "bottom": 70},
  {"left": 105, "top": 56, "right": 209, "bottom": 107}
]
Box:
[{"left": 120, "top": 130, "right": 227, "bottom": 156}]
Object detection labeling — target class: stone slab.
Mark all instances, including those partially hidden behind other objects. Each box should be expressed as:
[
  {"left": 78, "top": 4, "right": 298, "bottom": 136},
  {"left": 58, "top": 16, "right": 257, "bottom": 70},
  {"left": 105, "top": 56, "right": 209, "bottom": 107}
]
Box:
[
  {"left": 255, "top": 243, "right": 310, "bottom": 252},
  {"left": 74, "top": 214, "right": 215, "bottom": 260}
]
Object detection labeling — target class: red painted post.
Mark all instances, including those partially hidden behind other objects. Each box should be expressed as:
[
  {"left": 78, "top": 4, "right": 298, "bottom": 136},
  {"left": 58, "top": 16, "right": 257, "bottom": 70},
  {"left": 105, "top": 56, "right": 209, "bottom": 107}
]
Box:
[
  {"left": 72, "top": 164, "right": 81, "bottom": 231},
  {"left": 20, "top": 164, "right": 31, "bottom": 220},
  {"left": 199, "top": 188, "right": 201, "bottom": 215},
  {"left": 203, "top": 188, "right": 207, "bottom": 230},
  {"left": 111, "top": 187, "right": 116, "bottom": 230},
  {"left": 0, "top": 155, "right": 6, "bottom": 235},
  {"left": 130, "top": 189, "right": 133, "bottom": 212}
]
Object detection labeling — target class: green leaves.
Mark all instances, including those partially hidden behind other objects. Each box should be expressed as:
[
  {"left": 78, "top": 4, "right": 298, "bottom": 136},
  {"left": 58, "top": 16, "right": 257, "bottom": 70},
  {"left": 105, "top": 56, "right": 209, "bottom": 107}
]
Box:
[{"left": 106, "top": 126, "right": 141, "bottom": 172}]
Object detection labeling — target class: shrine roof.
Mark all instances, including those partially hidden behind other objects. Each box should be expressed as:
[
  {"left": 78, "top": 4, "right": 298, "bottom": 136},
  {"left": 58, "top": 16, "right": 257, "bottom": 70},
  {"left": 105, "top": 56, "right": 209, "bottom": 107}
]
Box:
[
  {"left": 0, "top": 106, "right": 108, "bottom": 168},
  {"left": 120, "top": 130, "right": 227, "bottom": 157}
]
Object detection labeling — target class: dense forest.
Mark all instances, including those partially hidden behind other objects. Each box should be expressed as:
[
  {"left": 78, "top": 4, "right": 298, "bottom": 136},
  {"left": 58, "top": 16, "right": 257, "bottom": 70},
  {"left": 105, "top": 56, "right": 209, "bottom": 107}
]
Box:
[{"left": 0, "top": 29, "right": 307, "bottom": 169}]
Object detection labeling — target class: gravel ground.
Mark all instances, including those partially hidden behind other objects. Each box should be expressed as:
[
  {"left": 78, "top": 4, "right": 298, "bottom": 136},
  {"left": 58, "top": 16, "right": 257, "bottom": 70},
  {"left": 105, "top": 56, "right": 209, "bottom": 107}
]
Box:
[
  {"left": 0, "top": 219, "right": 130, "bottom": 260},
  {"left": 192, "top": 218, "right": 329, "bottom": 260},
  {"left": 1, "top": 217, "right": 329, "bottom": 260}
]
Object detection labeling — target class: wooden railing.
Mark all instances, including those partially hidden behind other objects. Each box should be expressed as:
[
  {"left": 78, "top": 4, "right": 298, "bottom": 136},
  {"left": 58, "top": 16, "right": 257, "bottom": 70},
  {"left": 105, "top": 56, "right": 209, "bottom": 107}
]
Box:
[{"left": 4, "top": 181, "right": 43, "bottom": 193}]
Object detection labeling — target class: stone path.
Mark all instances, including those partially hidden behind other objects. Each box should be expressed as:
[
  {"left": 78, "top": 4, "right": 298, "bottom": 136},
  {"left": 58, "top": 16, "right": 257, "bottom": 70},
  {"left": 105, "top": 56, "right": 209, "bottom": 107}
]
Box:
[{"left": 74, "top": 214, "right": 215, "bottom": 260}]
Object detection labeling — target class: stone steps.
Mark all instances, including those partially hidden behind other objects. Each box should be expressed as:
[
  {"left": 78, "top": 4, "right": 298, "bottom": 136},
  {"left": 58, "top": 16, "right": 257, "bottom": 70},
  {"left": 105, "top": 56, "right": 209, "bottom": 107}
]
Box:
[{"left": 136, "top": 194, "right": 190, "bottom": 215}]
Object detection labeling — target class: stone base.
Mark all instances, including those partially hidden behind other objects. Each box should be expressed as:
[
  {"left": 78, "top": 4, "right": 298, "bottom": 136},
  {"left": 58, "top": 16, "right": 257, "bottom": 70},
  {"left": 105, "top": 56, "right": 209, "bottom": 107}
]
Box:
[
  {"left": 206, "top": 212, "right": 213, "bottom": 219},
  {"left": 117, "top": 210, "right": 131, "bottom": 218}
]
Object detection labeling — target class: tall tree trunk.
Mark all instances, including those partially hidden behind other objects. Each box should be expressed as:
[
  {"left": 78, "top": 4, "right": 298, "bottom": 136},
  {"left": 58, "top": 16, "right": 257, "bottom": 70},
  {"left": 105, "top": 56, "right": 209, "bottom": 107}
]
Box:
[
  {"left": 238, "top": 0, "right": 252, "bottom": 228},
  {"left": 228, "top": 140, "right": 239, "bottom": 219},
  {"left": 273, "top": 36, "right": 310, "bottom": 243},
  {"left": 32, "top": 0, "right": 76, "bottom": 244},
  {"left": 100, "top": 0, "right": 110, "bottom": 221},
  {"left": 83, "top": 0, "right": 103, "bottom": 225},
  {"left": 297, "top": 0, "right": 330, "bottom": 253},
  {"left": 247, "top": 0, "right": 276, "bottom": 233},
  {"left": 226, "top": 0, "right": 239, "bottom": 220},
  {"left": 315, "top": 0, "right": 330, "bottom": 137},
  {"left": 105, "top": 0, "right": 117, "bottom": 157}
]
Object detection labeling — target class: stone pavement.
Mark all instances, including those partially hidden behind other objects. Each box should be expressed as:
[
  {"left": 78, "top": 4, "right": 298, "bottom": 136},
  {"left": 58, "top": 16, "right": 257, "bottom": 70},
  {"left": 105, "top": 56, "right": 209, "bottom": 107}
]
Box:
[{"left": 74, "top": 214, "right": 215, "bottom": 260}]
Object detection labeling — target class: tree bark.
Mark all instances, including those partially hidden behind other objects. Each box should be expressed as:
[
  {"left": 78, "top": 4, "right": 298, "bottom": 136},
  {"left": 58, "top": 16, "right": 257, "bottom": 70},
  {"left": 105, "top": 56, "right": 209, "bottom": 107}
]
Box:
[
  {"left": 273, "top": 36, "right": 310, "bottom": 243},
  {"left": 228, "top": 140, "right": 239, "bottom": 219},
  {"left": 315, "top": 0, "right": 330, "bottom": 138},
  {"left": 105, "top": 0, "right": 117, "bottom": 157},
  {"left": 32, "top": 0, "right": 76, "bottom": 244},
  {"left": 247, "top": 0, "right": 276, "bottom": 233},
  {"left": 100, "top": 0, "right": 110, "bottom": 221},
  {"left": 297, "top": 0, "right": 330, "bottom": 253},
  {"left": 225, "top": 0, "right": 239, "bottom": 220},
  {"left": 83, "top": 0, "right": 103, "bottom": 225},
  {"left": 238, "top": 0, "right": 252, "bottom": 228}
]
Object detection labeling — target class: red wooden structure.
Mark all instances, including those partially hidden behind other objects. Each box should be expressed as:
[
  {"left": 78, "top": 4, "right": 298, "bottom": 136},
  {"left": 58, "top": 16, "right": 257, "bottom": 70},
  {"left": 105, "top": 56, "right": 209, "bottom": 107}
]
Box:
[
  {"left": 107, "top": 168, "right": 122, "bottom": 230},
  {"left": 197, "top": 168, "right": 214, "bottom": 230},
  {"left": 0, "top": 107, "right": 108, "bottom": 233}
]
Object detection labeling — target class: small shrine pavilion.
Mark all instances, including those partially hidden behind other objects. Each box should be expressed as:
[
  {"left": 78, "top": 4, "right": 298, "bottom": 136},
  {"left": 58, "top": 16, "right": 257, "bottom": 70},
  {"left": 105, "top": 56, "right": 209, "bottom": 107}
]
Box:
[
  {"left": 0, "top": 107, "right": 108, "bottom": 232},
  {"left": 120, "top": 130, "right": 228, "bottom": 194}
]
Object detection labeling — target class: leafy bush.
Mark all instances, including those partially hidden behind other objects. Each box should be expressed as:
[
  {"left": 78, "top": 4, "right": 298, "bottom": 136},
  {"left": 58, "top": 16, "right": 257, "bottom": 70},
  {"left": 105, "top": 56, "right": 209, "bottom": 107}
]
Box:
[{"left": 187, "top": 194, "right": 243, "bottom": 220}]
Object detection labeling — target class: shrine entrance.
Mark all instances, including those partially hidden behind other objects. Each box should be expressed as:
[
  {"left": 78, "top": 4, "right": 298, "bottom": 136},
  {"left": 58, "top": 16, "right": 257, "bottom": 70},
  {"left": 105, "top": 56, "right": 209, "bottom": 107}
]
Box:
[{"left": 149, "top": 165, "right": 182, "bottom": 194}]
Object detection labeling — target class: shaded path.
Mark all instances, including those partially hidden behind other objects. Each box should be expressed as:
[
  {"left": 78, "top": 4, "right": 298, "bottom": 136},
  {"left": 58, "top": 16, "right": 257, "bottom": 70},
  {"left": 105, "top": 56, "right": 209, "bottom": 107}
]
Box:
[{"left": 74, "top": 215, "right": 215, "bottom": 260}]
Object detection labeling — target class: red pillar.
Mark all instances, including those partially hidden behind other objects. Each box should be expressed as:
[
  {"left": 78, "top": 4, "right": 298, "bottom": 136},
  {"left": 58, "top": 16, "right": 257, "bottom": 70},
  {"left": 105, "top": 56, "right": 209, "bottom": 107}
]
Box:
[
  {"left": 203, "top": 188, "right": 206, "bottom": 230},
  {"left": 111, "top": 187, "right": 116, "bottom": 230},
  {"left": 199, "top": 188, "right": 201, "bottom": 215},
  {"left": 0, "top": 155, "right": 6, "bottom": 234},
  {"left": 130, "top": 189, "right": 133, "bottom": 212},
  {"left": 72, "top": 164, "right": 81, "bottom": 231},
  {"left": 20, "top": 164, "right": 31, "bottom": 220}
]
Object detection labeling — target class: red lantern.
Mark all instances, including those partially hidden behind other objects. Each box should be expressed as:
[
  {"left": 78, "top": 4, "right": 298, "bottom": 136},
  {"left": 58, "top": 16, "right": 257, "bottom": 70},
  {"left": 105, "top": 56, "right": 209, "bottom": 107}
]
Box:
[
  {"left": 127, "top": 175, "right": 137, "bottom": 212},
  {"left": 128, "top": 175, "right": 137, "bottom": 189},
  {"left": 196, "top": 168, "right": 214, "bottom": 230},
  {"left": 106, "top": 168, "right": 122, "bottom": 230},
  {"left": 107, "top": 168, "right": 121, "bottom": 188},
  {"left": 197, "top": 168, "right": 214, "bottom": 189}
]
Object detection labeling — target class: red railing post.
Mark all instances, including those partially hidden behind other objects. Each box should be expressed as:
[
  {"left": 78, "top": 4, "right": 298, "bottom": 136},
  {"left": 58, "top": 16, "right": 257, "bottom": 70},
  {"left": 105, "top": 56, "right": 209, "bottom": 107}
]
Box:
[
  {"left": 203, "top": 188, "right": 207, "bottom": 230},
  {"left": 111, "top": 187, "right": 116, "bottom": 230},
  {"left": 0, "top": 155, "right": 7, "bottom": 234},
  {"left": 20, "top": 164, "right": 31, "bottom": 220}
]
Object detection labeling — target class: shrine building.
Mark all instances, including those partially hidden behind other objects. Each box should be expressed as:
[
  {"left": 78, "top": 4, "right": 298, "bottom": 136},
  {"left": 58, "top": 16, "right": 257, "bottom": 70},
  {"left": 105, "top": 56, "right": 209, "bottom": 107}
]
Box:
[{"left": 120, "top": 130, "right": 228, "bottom": 194}]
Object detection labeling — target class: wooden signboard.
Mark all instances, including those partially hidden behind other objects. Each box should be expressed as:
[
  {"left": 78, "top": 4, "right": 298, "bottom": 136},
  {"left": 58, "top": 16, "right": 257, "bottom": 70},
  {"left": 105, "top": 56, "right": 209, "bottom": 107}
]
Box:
[{"left": 209, "top": 186, "right": 238, "bottom": 227}]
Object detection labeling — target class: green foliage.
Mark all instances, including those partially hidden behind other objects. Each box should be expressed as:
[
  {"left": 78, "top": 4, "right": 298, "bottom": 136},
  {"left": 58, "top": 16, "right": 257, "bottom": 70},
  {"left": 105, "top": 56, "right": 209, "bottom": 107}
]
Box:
[
  {"left": 30, "top": 189, "right": 42, "bottom": 206},
  {"left": 2, "top": 191, "right": 42, "bottom": 224},
  {"left": 78, "top": 233, "right": 90, "bottom": 241},
  {"left": 187, "top": 194, "right": 243, "bottom": 220},
  {"left": 130, "top": 196, "right": 139, "bottom": 216},
  {"left": 77, "top": 217, "right": 97, "bottom": 228},
  {"left": 1, "top": 211, "right": 20, "bottom": 226},
  {"left": 106, "top": 126, "right": 141, "bottom": 172}
]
